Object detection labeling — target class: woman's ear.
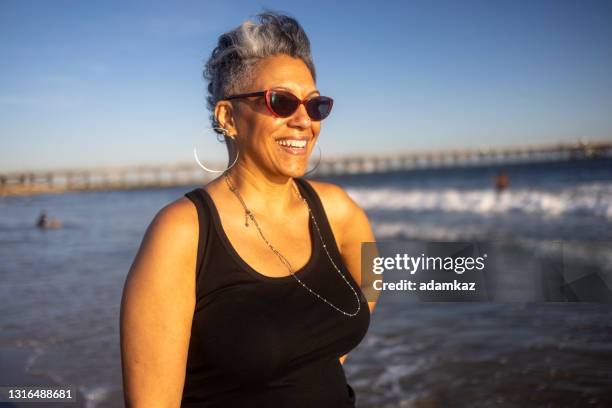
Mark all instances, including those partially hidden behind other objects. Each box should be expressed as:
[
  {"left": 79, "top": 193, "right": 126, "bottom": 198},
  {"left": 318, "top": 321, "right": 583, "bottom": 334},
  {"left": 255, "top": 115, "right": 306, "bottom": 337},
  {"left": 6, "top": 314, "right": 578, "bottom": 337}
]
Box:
[{"left": 214, "top": 102, "right": 237, "bottom": 136}]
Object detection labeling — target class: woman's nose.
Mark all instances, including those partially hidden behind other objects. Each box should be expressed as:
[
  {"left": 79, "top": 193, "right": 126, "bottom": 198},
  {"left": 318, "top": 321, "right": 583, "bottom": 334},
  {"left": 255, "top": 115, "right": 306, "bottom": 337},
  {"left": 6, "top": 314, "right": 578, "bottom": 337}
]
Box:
[{"left": 287, "top": 103, "right": 311, "bottom": 129}]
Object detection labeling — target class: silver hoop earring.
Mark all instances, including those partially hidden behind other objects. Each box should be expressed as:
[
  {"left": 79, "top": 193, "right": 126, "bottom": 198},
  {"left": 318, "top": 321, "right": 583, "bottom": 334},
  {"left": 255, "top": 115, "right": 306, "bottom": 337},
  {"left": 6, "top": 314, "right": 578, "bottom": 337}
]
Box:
[
  {"left": 304, "top": 143, "right": 322, "bottom": 176},
  {"left": 194, "top": 132, "right": 239, "bottom": 173}
]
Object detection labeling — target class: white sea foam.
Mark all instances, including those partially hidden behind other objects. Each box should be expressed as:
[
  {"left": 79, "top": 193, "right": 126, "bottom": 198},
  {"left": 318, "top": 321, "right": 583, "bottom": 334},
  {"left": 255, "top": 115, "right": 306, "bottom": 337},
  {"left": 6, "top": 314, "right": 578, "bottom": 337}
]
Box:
[
  {"left": 372, "top": 222, "right": 485, "bottom": 241},
  {"left": 346, "top": 182, "right": 612, "bottom": 219},
  {"left": 80, "top": 385, "right": 110, "bottom": 408}
]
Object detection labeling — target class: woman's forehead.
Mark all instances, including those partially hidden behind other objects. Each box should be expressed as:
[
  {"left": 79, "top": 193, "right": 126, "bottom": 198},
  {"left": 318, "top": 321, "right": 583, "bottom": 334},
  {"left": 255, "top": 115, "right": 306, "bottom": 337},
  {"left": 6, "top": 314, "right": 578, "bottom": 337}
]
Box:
[{"left": 251, "top": 55, "right": 316, "bottom": 94}]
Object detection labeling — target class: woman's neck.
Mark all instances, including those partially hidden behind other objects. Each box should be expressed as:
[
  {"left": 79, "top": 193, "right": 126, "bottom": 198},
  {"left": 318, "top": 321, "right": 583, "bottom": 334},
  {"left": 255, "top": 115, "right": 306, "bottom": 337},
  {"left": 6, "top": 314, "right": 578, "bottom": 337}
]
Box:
[{"left": 223, "top": 164, "right": 300, "bottom": 215}]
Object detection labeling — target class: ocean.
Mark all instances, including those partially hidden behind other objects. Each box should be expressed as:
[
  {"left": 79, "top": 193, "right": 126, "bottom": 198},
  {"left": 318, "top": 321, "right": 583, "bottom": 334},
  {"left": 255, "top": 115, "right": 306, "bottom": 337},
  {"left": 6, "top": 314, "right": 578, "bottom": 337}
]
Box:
[{"left": 1, "top": 157, "right": 611, "bottom": 407}]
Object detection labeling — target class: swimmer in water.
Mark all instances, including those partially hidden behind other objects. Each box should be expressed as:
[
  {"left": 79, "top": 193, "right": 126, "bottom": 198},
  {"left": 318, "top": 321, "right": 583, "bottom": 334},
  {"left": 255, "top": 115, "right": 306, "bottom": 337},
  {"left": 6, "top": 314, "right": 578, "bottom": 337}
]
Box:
[
  {"left": 494, "top": 170, "right": 509, "bottom": 194},
  {"left": 36, "top": 210, "right": 62, "bottom": 229}
]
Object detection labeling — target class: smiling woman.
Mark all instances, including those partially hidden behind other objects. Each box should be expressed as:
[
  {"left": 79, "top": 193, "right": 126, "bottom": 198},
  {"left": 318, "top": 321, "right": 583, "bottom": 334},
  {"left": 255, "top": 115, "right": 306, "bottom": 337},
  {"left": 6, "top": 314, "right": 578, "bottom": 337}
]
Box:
[{"left": 120, "top": 11, "right": 377, "bottom": 408}]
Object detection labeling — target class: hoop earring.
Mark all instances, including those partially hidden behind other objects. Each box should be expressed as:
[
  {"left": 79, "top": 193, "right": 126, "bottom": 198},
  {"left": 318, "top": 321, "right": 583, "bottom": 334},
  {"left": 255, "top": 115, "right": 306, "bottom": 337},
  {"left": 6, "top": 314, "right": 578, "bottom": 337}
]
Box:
[
  {"left": 304, "top": 143, "right": 322, "bottom": 176},
  {"left": 194, "top": 131, "right": 239, "bottom": 173}
]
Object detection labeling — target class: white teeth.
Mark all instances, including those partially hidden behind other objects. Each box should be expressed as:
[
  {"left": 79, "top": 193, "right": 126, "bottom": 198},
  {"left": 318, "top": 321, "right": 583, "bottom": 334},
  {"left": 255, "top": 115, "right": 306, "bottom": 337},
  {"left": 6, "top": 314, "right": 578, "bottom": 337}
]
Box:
[{"left": 277, "top": 139, "right": 307, "bottom": 148}]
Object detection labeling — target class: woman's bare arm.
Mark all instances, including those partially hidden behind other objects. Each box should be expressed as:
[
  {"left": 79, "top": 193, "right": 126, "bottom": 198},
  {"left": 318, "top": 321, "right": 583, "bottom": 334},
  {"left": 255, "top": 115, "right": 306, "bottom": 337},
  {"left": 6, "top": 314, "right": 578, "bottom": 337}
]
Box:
[{"left": 120, "top": 198, "right": 199, "bottom": 407}]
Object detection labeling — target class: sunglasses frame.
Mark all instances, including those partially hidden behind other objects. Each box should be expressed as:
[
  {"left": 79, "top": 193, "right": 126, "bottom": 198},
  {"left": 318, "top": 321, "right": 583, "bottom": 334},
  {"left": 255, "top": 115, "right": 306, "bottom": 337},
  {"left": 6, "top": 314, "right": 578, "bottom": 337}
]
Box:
[{"left": 223, "top": 89, "right": 333, "bottom": 121}]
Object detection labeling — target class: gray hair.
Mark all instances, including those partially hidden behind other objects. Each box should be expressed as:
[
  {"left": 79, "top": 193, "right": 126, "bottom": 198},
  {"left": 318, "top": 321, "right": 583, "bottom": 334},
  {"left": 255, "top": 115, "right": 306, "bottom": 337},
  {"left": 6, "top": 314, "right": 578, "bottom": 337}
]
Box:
[{"left": 204, "top": 11, "right": 317, "bottom": 134}]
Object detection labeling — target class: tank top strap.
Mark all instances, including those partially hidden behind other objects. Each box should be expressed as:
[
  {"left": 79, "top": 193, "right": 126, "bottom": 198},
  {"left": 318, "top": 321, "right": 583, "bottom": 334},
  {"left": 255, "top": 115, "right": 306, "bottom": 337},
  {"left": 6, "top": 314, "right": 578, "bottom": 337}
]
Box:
[
  {"left": 184, "top": 188, "right": 212, "bottom": 292},
  {"left": 293, "top": 177, "right": 345, "bottom": 263},
  {"left": 184, "top": 180, "right": 345, "bottom": 288}
]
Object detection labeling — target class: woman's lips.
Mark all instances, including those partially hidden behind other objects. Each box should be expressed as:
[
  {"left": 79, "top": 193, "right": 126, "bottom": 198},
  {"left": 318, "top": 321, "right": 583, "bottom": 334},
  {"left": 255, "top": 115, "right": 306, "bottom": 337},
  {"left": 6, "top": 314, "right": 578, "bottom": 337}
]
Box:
[{"left": 275, "top": 138, "right": 308, "bottom": 155}]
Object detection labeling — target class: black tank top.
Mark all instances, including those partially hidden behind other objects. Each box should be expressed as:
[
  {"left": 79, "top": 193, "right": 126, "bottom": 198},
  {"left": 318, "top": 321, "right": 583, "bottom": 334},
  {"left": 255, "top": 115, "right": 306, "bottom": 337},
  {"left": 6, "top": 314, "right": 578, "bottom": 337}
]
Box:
[{"left": 181, "top": 178, "right": 370, "bottom": 408}]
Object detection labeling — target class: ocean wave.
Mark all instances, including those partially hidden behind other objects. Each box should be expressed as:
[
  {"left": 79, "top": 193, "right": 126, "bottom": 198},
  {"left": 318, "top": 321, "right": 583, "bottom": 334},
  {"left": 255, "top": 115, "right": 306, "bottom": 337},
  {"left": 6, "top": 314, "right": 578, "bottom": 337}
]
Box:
[
  {"left": 346, "top": 182, "right": 612, "bottom": 219},
  {"left": 371, "top": 221, "right": 612, "bottom": 280}
]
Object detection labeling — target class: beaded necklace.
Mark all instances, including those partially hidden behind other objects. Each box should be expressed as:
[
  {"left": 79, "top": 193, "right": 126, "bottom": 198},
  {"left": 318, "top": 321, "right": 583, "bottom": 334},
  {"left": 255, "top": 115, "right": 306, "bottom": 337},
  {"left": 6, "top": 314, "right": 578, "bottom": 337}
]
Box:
[{"left": 223, "top": 172, "right": 361, "bottom": 317}]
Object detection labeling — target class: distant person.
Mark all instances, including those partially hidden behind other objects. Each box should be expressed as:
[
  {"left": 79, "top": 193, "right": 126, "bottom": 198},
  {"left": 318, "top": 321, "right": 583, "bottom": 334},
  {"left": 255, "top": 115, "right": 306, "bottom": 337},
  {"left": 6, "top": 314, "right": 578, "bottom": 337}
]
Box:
[
  {"left": 494, "top": 170, "right": 509, "bottom": 194},
  {"left": 36, "top": 210, "right": 47, "bottom": 228},
  {"left": 36, "top": 210, "right": 62, "bottom": 229},
  {"left": 121, "top": 12, "right": 377, "bottom": 408}
]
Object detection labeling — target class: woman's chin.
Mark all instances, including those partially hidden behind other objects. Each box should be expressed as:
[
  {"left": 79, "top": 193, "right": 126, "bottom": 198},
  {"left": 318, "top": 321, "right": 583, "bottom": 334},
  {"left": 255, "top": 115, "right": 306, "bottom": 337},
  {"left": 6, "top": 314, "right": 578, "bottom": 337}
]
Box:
[
  {"left": 271, "top": 156, "right": 310, "bottom": 178},
  {"left": 283, "top": 166, "right": 308, "bottom": 178},
  {"left": 275, "top": 163, "right": 308, "bottom": 179}
]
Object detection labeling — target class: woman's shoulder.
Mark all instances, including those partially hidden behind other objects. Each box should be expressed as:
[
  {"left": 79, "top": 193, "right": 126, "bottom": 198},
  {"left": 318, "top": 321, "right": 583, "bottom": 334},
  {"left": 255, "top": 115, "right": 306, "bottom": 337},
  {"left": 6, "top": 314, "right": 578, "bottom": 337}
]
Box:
[
  {"left": 154, "top": 196, "right": 200, "bottom": 235},
  {"left": 142, "top": 196, "right": 200, "bottom": 261},
  {"left": 124, "top": 196, "right": 200, "bottom": 313},
  {"left": 302, "top": 179, "right": 367, "bottom": 237},
  {"left": 304, "top": 179, "right": 354, "bottom": 210}
]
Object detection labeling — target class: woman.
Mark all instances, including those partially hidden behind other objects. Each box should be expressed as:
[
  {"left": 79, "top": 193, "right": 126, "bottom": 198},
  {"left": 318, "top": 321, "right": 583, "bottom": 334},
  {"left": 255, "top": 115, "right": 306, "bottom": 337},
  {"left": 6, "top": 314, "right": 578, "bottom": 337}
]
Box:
[{"left": 121, "top": 12, "right": 377, "bottom": 407}]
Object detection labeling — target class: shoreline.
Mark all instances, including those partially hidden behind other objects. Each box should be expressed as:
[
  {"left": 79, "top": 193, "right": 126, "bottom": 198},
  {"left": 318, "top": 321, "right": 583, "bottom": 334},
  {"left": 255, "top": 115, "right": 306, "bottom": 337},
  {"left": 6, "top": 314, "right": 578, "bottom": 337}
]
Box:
[{"left": 0, "top": 182, "right": 199, "bottom": 198}]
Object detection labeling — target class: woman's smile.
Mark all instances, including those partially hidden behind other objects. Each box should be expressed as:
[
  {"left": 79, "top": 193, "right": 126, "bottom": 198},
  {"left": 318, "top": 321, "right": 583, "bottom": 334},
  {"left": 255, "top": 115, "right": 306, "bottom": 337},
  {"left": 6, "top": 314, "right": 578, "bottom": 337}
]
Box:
[{"left": 274, "top": 136, "right": 310, "bottom": 155}]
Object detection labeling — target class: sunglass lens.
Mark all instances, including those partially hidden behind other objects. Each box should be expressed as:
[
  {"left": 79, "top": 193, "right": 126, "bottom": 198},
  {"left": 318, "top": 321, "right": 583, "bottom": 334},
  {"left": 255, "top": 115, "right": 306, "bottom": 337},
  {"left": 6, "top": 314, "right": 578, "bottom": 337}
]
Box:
[
  {"left": 269, "top": 91, "right": 300, "bottom": 117},
  {"left": 306, "top": 96, "right": 333, "bottom": 121}
]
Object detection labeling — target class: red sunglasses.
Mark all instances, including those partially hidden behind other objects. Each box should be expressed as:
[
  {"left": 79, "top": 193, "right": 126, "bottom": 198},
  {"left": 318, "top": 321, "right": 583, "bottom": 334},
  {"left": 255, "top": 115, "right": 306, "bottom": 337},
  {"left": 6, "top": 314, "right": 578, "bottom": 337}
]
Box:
[{"left": 223, "top": 89, "right": 333, "bottom": 121}]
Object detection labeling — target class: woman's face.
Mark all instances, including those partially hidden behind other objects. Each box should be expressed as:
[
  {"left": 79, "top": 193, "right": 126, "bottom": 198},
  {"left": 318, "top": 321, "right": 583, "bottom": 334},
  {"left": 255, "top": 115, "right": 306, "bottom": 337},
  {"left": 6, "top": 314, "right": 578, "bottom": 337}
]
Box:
[{"left": 221, "top": 54, "right": 322, "bottom": 179}]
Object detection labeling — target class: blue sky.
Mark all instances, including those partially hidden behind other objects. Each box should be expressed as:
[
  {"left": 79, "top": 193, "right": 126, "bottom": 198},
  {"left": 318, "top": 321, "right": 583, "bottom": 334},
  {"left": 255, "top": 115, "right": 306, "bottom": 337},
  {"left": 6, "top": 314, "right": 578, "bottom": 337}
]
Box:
[{"left": 1, "top": 0, "right": 611, "bottom": 172}]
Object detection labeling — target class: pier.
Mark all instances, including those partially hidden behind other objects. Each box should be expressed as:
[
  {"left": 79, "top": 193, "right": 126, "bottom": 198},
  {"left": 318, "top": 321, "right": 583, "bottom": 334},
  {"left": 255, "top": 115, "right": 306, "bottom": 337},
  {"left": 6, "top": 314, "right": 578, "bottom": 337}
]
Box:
[{"left": 2, "top": 140, "right": 611, "bottom": 196}]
